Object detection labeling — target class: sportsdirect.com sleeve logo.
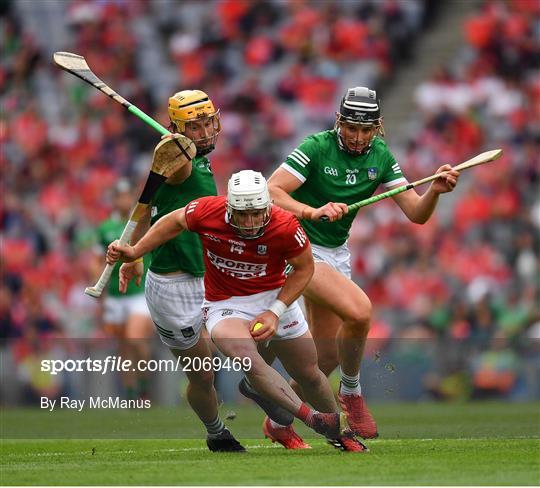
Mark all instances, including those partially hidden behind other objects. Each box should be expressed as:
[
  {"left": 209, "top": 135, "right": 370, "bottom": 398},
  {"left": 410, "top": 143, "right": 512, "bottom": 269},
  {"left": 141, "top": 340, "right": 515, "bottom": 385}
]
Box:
[{"left": 206, "top": 250, "right": 267, "bottom": 279}]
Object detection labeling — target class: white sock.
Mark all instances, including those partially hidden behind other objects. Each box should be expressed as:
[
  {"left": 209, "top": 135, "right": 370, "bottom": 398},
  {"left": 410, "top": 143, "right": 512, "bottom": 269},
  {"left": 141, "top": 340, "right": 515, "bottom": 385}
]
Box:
[
  {"left": 204, "top": 416, "right": 226, "bottom": 437},
  {"left": 340, "top": 369, "right": 362, "bottom": 395}
]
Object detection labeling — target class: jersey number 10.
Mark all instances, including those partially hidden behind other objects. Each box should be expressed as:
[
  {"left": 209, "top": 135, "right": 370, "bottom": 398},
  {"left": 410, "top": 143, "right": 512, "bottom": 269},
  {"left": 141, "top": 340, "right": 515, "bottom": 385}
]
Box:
[{"left": 346, "top": 174, "right": 357, "bottom": 185}]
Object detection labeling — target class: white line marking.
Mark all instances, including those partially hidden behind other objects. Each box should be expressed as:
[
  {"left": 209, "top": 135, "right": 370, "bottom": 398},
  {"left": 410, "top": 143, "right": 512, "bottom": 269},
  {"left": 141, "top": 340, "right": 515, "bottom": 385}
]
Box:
[
  {"left": 2, "top": 444, "right": 283, "bottom": 458},
  {"left": 156, "top": 444, "right": 283, "bottom": 453},
  {"left": 3, "top": 437, "right": 537, "bottom": 458}
]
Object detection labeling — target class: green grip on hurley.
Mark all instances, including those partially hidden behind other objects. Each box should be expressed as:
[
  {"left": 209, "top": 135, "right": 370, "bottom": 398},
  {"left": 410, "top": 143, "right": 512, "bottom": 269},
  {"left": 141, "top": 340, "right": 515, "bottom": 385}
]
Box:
[{"left": 127, "top": 105, "right": 171, "bottom": 137}]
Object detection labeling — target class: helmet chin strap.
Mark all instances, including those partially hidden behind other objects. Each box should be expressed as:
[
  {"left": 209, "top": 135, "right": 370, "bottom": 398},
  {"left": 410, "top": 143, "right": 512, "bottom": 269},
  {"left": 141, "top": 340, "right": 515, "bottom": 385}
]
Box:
[
  {"left": 187, "top": 132, "right": 218, "bottom": 157},
  {"left": 227, "top": 206, "right": 272, "bottom": 239},
  {"left": 235, "top": 227, "right": 265, "bottom": 239},
  {"left": 229, "top": 220, "right": 266, "bottom": 239},
  {"left": 196, "top": 144, "right": 215, "bottom": 156},
  {"left": 170, "top": 117, "right": 220, "bottom": 157}
]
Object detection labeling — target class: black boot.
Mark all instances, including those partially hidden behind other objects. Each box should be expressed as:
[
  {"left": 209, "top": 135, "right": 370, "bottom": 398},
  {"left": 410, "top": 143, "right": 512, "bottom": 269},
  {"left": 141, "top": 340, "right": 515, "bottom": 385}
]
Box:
[{"left": 206, "top": 428, "right": 246, "bottom": 453}]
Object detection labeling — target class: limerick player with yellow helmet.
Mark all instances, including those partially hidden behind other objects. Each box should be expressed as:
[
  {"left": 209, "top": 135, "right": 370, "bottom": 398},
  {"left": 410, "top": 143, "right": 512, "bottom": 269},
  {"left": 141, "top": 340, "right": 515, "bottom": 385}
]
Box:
[
  {"left": 265, "top": 86, "right": 461, "bottom": 445},
  {"left": 119, "top": 90, "right": 244, "bottom": 452}
]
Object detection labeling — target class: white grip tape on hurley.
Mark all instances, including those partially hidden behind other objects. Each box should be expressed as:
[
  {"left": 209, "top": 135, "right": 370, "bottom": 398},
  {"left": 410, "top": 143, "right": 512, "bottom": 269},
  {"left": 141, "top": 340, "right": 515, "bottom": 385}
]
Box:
[{"left": 87, "top": 220, "right": 138, "bottom": 295}]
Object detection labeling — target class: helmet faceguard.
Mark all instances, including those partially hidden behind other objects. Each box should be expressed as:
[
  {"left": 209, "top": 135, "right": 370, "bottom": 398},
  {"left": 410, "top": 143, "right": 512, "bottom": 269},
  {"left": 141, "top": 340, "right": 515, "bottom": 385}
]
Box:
[
  {"left": 226, "top": 170, "right": 272, "bottom": 239},
  {"left": 168, "top": 89, "right": 221, "bottom": 156},
  {"left": 335, "top": 86, "right": 384, "bottom": 155}
]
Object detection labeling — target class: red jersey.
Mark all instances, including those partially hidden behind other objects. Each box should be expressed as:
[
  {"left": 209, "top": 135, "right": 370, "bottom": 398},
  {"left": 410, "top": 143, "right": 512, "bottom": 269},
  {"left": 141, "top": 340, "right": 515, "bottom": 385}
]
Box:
[{"left": 184, "top": 195, "right": 309, "bottom": 301}]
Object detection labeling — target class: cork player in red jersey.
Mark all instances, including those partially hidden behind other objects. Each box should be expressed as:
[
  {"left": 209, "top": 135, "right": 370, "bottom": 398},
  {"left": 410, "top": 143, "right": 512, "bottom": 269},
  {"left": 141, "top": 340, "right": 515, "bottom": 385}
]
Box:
[{"left": 106, "top": 170, "right": 367, "bottom": 451}]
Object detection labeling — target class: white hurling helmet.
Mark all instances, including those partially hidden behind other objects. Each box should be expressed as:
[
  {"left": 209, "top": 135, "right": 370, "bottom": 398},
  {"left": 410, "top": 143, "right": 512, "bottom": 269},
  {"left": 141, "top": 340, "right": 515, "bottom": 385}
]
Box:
[{"left": 227, "top": 170, "right": 272, "bottom": 239}]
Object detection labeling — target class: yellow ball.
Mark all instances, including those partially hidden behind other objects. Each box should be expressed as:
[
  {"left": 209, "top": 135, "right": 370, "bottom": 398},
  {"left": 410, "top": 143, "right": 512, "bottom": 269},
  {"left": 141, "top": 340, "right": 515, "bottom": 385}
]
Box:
[{"left": 252, "top": 322, "right": 264, "bottom": 332}]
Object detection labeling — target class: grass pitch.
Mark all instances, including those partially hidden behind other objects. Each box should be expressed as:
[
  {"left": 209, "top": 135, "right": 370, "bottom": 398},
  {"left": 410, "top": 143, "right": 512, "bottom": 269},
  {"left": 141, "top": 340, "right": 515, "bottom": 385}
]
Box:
[{"left": 1, "top": 402, "right": 539, "bottom": 485}]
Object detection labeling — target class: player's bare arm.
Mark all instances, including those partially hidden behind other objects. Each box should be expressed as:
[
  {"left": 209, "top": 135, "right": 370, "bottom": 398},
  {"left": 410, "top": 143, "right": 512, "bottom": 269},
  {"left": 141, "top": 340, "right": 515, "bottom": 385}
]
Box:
[
  {"left": 250, "top": 246, "right": 314, "bottom": 342},
  {"left": 268, "top": 169, "right": 348, "bottom": 222},
  {"left": 391, "top": 164, "right": 460, "bottom": 224},
  {"left": 107, "top": 208, "right": 187, "bottom": 264},
  {"left": 277, "top": 245, "right": 314, "bottom": 305}
]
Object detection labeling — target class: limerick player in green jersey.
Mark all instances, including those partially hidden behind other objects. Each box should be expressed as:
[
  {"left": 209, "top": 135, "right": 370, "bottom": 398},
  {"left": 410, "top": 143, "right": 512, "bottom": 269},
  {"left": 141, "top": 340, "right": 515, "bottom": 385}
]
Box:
[
  {"left": 118, "top": 90, "right": 244, "bottom": 452},
  {"left": 267, "top": 86, "right": 460, "bottom": 443},
  {"left": 91, "top": 179, "right": 153, "bottom": 399}
]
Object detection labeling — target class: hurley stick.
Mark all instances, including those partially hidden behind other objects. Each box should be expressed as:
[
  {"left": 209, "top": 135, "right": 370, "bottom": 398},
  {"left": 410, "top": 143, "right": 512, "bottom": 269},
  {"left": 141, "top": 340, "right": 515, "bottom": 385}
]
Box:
[
  {"left": 53, "top": 52, "right": 196, "bottom": 297},
  {"left": 319, "top": 148, "right": 502, "bottom": 221},
  {"left": 348, "top": 148, "right": 502, "bottom": 212}
]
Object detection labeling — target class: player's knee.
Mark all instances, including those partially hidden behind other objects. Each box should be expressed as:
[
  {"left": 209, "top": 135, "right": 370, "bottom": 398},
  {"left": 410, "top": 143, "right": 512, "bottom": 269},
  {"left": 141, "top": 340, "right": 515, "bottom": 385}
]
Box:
[{"left": 344, "top": 301, "right": 372, "bottom": 333}]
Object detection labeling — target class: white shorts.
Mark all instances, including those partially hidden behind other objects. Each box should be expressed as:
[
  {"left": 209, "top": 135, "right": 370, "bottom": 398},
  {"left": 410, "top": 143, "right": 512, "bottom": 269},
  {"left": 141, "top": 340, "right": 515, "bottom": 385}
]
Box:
[
  {"left": 311, "top": 242, "right": 351, "bottom": 279},
  {"left": 103, "top": 294, "right": 150, "bottom": 325},
  {"left": 202, "top": 289, "right": 308, "bottom": 341},
  {"left": 144, "top": 270, "right": 205, "bottom": 350}
]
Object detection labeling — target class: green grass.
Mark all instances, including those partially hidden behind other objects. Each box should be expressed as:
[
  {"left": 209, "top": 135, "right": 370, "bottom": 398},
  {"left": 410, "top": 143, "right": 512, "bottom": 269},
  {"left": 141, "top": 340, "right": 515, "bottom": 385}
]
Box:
[{"left": 1, "top": 403, "right": 539, "bottom": 485}]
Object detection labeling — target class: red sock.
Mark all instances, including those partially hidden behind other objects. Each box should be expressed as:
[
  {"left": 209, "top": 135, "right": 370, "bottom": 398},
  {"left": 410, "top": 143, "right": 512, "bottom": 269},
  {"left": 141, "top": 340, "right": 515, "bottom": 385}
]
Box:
[{"left": 296, "top": 403, "right": 316, "bottom": 425}]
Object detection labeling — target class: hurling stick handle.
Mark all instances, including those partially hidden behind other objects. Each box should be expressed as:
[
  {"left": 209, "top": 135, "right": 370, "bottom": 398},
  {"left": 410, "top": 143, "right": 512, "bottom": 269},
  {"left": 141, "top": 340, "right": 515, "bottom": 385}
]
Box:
[
  {"left": 84, "top": 170, "right": 166, "bottom": 298},
  {"left": 84, "top": 220, "right": 137, "bottom": 298},
  {"left": 53, "top": 53, "right": 191, "bottom": 158},
  {"left": 127, "top": 105, "right": 170, "bottom": 137},
  {"left": 321, "top": 171, "right": 451, "bottom": 219},
  {"left": 403, "top": 149, "right": 502, "bottom": 190},
  {"left": 345, "top": 169, "right": 465, "bottom": 214},
  {"left": 128, "top": 105, "right": 192, "bottom": 160},
  {"left": 320, "top": 149, "right": 503, "bottom": 220},
  {"left": 84, "top": 203, "right": 150, "bottom": 298}
]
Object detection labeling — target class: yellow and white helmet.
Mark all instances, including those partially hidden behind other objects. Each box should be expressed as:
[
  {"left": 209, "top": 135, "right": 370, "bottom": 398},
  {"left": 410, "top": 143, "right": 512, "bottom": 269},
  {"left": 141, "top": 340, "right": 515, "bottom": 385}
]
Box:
[{"left": 168, "top": 89, "right": 221, "bottom": 156}]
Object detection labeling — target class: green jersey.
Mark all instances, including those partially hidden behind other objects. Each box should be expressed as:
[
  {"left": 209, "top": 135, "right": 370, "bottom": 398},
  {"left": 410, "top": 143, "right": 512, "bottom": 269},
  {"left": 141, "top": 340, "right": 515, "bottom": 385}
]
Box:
[
  {"left": 149, "top": 155, "right": 217, "bottom": 275},
  {"left": 282, "top": 130, "right": 406, "bottom": 247},
  {"left": 96, "top": 216, "right": 148, "bottom": 297}
]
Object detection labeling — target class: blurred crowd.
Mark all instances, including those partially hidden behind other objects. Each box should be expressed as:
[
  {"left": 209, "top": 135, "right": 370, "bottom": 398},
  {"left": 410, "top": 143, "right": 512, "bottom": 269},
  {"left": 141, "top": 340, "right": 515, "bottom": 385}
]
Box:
[
  {"left": 1, "top": 0, "right": 539, "bottom": 402},
  {"left": 353, "top": 0, "right": 539, "bottom": 400}
]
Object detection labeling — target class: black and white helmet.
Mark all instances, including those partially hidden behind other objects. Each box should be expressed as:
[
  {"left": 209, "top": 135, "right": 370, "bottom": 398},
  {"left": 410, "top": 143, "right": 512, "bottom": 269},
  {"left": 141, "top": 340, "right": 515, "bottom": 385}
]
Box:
[
  {"left": 338, "top": 86, "right": 381, "bottom": 125},
  {"left": 335, "top": 86, "right": 384, "bottom": 155}
]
